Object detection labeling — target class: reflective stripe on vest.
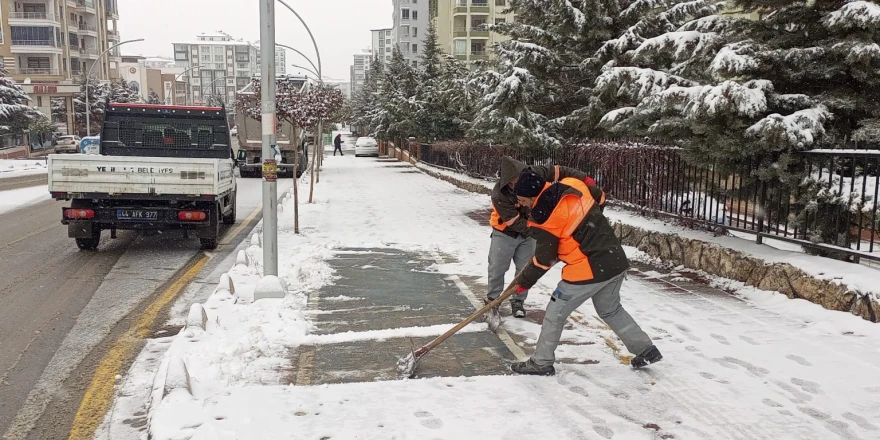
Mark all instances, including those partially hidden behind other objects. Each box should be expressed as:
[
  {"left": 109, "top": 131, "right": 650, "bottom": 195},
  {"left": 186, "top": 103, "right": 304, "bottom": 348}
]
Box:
[{"left": 489, "top": 202, "right": 520, "bottom": 231}]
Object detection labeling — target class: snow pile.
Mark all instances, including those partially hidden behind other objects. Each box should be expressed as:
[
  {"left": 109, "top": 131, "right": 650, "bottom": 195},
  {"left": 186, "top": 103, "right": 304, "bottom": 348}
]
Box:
[
  {"left": 746, "top": 106, "right": 829, "bottom": 148},
  {"left": 0, "top": 184, "right": 50, "bottom": 215},
  {"left": 0, "top": 159, "right": 47, "bottom": 178}
]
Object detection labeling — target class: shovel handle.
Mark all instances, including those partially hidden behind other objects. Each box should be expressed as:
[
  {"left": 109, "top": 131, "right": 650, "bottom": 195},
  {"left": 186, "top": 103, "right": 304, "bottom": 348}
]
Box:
[{"left": 419, "top": 282, "right": 520, "bottom": 353}]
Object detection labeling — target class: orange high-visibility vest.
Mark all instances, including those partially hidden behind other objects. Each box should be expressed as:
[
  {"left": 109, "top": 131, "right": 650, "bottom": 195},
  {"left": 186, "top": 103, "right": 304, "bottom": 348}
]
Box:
[{"left": 528, "top": 177, "right": 601, "bottom": 283}]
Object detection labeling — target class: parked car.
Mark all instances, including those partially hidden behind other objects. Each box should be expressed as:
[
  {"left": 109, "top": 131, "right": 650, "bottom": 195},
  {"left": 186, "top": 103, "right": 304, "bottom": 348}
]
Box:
[
  {"left": 355, "top": 137, "right": 379, "bottom": 157},
  {"left": 55, "top": 135, "right": 82, "bottom": 153},
  {"left": 230, "top": 126, "right": 238, "bottom": 137}
]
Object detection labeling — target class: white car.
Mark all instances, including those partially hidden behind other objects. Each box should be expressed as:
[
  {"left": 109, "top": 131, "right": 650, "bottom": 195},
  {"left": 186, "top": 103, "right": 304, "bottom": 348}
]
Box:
[
  {"left": 55, "top": 135, "right": 81, "bottom": 154},
  {"left": 230, "top": 126, "right": 238, "bottom": 137},
  {"left": 355, "top": 137, "right": 379, "bottom": 157}
]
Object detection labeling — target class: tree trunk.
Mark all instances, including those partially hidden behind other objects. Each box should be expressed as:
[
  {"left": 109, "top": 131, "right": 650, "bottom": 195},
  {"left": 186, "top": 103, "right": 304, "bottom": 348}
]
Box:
[
  {"left": 293, "top": 128, "right": 300, "bottom": 234},
  {"left": 309, "top": 120, "right": 322, "bottom": 203}
]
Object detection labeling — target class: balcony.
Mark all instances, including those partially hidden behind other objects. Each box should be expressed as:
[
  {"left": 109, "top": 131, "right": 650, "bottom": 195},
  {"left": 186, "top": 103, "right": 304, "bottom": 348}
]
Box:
[
  {"left": 454, "top": 26, "right": 468, "bottom": 37},
  {"left": 81, "top": 47, "right": 100, "bottom": 58},
  {"left": 471, "top": 0, "right": 490, "bottom": 12},
  {"left": 13, "top": 68, "right": 61, "bottom": 77},
  {"left": 8, "top": 12, "right": 60, "bottom": 25},
  {"left": 470, "top": 25, "right": 490, "bottom": 38},
  {"left": 76, "top": 0, "right": 96, "bottom": 13},
  {"left": 78, "top": 24, "right": 99, "bottom": 37},
  {"left": 10, "top": 40, "right": 63, "bottom": 54},
  {"left": 107, "top": 29, "right": 120, "bottom": 40}
]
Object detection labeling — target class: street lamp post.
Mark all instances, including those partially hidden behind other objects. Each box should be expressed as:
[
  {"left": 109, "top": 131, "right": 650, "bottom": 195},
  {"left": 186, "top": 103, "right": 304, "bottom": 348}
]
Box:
[
  {"left": 259, "top": 0, "right": 280, "bottom": 280},
  {"left": 171, "top": 65, "right": 199, "bottom": 105},
  {"left": 288, "top": 63, "right": 319, "bottom": 80},
  {"left": 207, "top": 76, "right": 230, "bottom": 105},
  {"left": 85, "top": 38, "right": 144, "bottom": 136},
  {"left": 275, "top": 43, "right": 320, "bottom": 82},
  {"left": 276, "top": 0, "right": 326, "bottom": 187}
]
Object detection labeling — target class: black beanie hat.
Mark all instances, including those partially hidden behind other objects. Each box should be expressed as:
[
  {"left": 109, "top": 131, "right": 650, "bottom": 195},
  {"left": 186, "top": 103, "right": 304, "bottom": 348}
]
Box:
[{"left": 514, "top": 169, "right": 546, "bottom": 197}]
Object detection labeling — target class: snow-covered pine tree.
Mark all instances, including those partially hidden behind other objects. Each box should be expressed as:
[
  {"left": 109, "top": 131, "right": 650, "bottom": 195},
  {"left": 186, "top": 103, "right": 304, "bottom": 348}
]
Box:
[
  {"left": 147, "top": 90, "right": 162, "bottom": 105},
  {"left": 469, "top": 0, "right": 624, "bottom": 147},
  {"left": 0, "top": 67, "right": 40, "bottom": 134},
  {"left": 73, "top": 74, "right": 109, "bottom": 134},
  {"left": 110, "top": 79, "right": 139, "bottom": 104},
  {"left": 352, "top": 54, "right": 385, "bottom": 135},
  {"left": 413, "top": 20, "right": 472, "bottom": 142},
  {"left": 376, "top": 47, "right": 420, "bottom": 144}
]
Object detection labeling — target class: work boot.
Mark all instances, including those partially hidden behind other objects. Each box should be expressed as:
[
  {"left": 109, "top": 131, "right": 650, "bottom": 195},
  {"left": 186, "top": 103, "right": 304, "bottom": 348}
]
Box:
[
  {"left": 510, "top": 299, "right": 525, "bottom": 318},
  {"left": 510, "top": 358, "right": 555, "bottom": 376},
  {"left": 631, "top": 345, "right": 663, "bottom": 369}
]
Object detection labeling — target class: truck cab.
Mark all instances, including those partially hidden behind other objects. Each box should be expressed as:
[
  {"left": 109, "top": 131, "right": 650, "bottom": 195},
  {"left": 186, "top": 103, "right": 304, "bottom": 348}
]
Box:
[{"left": 49, "top": 103, "right": 238, "bottom": 250}]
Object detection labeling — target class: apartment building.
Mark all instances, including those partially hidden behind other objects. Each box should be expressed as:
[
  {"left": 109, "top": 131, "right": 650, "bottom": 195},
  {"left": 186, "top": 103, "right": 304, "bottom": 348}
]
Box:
[
  {"left": 254, "top": 46, "right": 287, "bottom": 76},
  {"left": 173, "top": 32, "right": 258, "bottom": 106},
  {"left": 371, "top": 27, "right": 392, "bottom": 64},
  {"left": 0, "top": 0, "right": 120, "bottom": 134},
  {"left": 392, "top": 0, "right": 428, "bottom": 68},
  {"left": 349, "top": 49, "right": 371, "bottom": 97},
  {"left": 435, "top": 0, "right": 514, "bottom": 64}
]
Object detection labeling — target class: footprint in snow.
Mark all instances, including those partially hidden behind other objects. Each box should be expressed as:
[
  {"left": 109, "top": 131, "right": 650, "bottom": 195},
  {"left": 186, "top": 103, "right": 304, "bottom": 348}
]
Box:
[{"left": 785, "top": 354, "right": 812, "bottom": 366}]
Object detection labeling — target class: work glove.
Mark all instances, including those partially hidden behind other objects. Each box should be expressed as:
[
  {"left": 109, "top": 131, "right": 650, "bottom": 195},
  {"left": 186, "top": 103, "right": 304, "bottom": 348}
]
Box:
[
  {"left": 515, "top": 286, "right": 528, "bottom": 295},
  {"left": 584, "top": 176, "right": 597, "bottom": 186}
]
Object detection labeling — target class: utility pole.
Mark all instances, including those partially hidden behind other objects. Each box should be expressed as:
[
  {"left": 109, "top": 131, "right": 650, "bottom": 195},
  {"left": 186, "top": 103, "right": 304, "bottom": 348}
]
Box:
[{"left": 260, "top": 0, "right": 279, "bottom": 277}]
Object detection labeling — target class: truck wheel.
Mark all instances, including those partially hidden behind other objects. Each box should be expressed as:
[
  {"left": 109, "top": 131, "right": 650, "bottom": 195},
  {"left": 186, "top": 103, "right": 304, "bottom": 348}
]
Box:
[
  {"left": 200, "top": 204, "right": 220, "bottom": 250},
  {"left": 75, "top": 224, "right": 101, "bottom": 250},
  {"left": 222, "top": 195, "right": 237, "bottom": 225}
]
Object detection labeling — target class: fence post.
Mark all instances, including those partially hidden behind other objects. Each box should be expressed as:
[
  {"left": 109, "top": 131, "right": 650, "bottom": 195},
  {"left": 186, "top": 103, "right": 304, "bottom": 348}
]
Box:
[{"left": 756, "top": 180, "right": 768, "bottom": 245}]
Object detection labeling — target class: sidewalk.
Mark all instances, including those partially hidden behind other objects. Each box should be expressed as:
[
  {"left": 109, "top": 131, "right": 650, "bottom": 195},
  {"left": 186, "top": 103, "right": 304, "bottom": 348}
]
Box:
[{"left": 111, "top": 154, "right": 880, "bottom": 440}]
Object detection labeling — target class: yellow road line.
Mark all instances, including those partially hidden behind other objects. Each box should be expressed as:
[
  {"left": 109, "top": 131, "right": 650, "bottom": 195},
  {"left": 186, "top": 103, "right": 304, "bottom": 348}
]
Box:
[
  {"left": 220, "top": 204, "right": 262, "bottom": 245},
  {"left": 67, "top": 255, "right": 209, "bottom": 440}
]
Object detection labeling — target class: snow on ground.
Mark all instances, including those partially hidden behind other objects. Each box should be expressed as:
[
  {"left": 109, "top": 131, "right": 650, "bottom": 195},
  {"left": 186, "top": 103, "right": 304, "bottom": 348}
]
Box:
[
  {"left": 137, "top": 156, "right": 880, "bottom": 440},
  {"left": 0, "top": 185, "right": 49, "bottom": 215},
  {"left": 0, "top": 158, "right": 47, "bottom": 179}
]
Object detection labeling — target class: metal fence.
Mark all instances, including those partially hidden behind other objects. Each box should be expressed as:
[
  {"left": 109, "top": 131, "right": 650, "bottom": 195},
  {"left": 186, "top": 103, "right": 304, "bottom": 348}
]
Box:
[{"left": 417, "top": 142, "right": 880, "bottom": 262}]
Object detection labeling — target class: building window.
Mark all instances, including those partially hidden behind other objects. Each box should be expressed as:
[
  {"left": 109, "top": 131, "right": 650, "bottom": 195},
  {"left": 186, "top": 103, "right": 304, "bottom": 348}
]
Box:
[
  {"left": 200, "top": 45, "right": 210, "bottom": 52},
  {"left": 412, "top": 60, "right": 418, "bottom": 67},
  {"left": 401, "top": 8, "right": 409, "bottom": 19},
  {"left": 412, "top": 10, "right": 418, "bottom": 19},
  {"left": 454, "top": 40, "right": 467, "bottom": 55},
  {"left": 496, "top": 17, "right": 506, "bottom": 24},
  {"left": 386, "top": 39, "right": 391, "bottom": 44},
  {"left": 496, "top": 0, "right": 505, "bottom": 5},
  {"left": 412, "top": 27, "right": 418, "bottom": 37},
  {"left": 27, "top": 57, "right": 50, "bottom": 69},
  {"left": 175, "top": 51, "right": 189, "bottom": 61},
  {"left": 412, "top": 44, "right": 418, "bottom": 53},
  {"left": 386, "top": 47, "right": 391, "bottom": 52},
  {"left": 401, "top": 25, "right": 409, "bottom": 37},
  {"left": 386, "top": 30, "right": 391, "bottom": 36},
  {"left": 202, "top": 54, "right": 211, "bottom": 62}
]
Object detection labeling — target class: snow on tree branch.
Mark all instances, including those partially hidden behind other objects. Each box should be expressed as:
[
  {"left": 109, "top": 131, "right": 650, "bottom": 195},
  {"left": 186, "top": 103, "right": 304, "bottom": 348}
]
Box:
[
  {"left": 709, "top": 41, "right": 761, "bottom": 77},
  {"left": 833, "top": 41, "right": 880, "bottom": 65},
  {"left": 598, "top": 106, "right": 637, "bottom": 128},
  {"left": 632, "top": 31, "right": 720, "bottom": 63},
  {"left": 595, "top": 67, "right": 698, "bottom": 102},
  {"left": 658, "top": 0, "right": 720, "bottom": 26},
  {"left": 564, "top": 0, "right": 586, "bottom": 26},
  {"left": 646, "top": 80, "right": 771, "bottom": 119},
  {"left": 824, "top": 1, "right": 880, "bottom": 31},
  {"left": 746, "top": 106, "right": 829, "bottom": 149},
  {"left": 677, "top": 14, "right": 732, "bottom": 33},
  {"left": 620, "top": 0, "right": 676, "bottom": 21}
]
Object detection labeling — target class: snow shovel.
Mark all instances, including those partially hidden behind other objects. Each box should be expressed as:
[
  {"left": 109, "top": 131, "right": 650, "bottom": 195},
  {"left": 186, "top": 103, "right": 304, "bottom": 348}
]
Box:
[{"left": 397, "top": 281, "right": 521, "bottom": 379}]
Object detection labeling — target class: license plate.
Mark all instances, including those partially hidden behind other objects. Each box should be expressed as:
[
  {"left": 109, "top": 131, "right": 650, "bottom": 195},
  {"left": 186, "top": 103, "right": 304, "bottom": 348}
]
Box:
[{"left": 117, "top": 209, "right": 158, "bottom": 220}]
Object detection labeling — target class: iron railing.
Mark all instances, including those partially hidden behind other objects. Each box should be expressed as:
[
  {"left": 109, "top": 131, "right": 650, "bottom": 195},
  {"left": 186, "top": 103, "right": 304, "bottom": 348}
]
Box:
[{"left": 418, "top": 142, "right": 880, "bottom": 262}]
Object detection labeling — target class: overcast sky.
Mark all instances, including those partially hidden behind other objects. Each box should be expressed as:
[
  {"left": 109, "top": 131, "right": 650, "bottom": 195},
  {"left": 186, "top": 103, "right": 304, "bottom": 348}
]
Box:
[{"left": 118, "top": 0, "right": 391, "bottom": 81}]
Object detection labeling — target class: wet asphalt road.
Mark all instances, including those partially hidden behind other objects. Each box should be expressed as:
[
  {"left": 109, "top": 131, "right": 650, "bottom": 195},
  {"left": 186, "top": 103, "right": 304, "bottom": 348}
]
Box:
[{"left": 0, "top": 175, "right": 283, "bottom": 439}]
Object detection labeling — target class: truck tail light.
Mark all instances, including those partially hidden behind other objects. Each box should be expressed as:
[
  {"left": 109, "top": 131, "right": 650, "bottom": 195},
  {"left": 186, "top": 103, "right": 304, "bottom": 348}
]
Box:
[
  {"left": 178, "top": 211, "right": 207, "bottom": 221},
  {"left": 64, "top": 208, "right": 95, "bottom": 219}
]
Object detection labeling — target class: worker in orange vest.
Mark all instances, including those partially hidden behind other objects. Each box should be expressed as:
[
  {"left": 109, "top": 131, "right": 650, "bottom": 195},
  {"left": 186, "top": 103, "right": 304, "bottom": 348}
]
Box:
[
  {"left": 508, "top": 169, "right": 661, "bottom": 375},
  {"left": 488, "top": 157, "right": 593, "bottom": 318}
]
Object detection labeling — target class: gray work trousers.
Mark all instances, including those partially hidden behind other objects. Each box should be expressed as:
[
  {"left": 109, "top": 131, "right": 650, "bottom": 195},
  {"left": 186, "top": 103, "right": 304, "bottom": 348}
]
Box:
[
  {"left": 532, "top": 271, "right": 653, "bottom": 366},
  {"left": 487, "top": 229, "right": 535, "bottom": 302}
]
